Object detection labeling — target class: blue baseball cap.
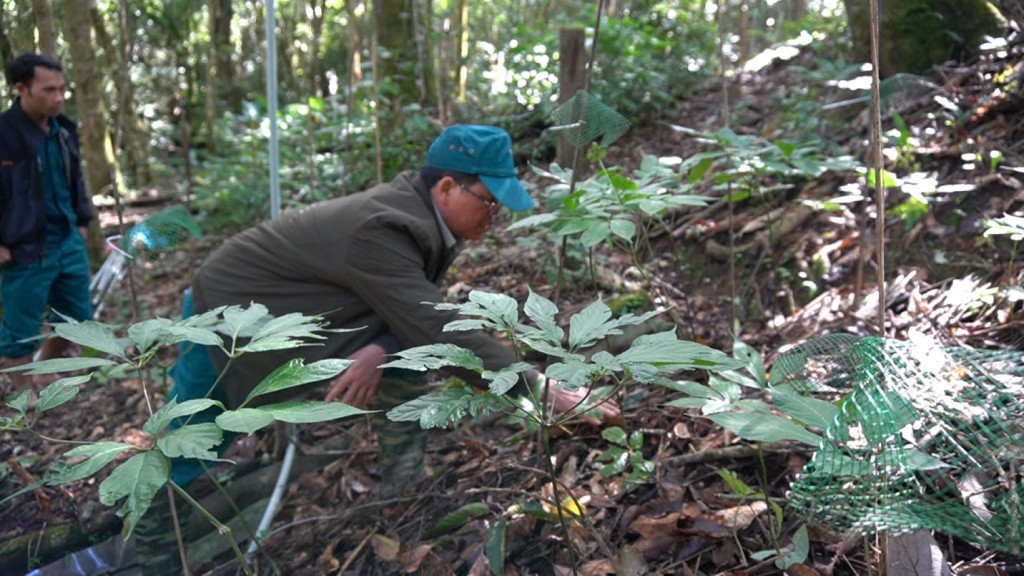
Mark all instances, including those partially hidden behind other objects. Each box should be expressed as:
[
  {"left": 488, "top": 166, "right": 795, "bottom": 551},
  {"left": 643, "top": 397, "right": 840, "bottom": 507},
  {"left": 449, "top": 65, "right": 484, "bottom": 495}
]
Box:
[{"left": 427, "top": 125, "right": 535, "bottom": 211}]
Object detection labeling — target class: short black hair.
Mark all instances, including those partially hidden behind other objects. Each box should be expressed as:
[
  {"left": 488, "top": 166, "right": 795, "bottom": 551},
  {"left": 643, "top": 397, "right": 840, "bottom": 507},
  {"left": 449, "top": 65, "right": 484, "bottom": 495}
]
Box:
[
  {"left": 420, "top": 165, "right": 479, "bottom": 190},
  {"left": 5, "top": 53, "right": 62, "bottom": 88}
]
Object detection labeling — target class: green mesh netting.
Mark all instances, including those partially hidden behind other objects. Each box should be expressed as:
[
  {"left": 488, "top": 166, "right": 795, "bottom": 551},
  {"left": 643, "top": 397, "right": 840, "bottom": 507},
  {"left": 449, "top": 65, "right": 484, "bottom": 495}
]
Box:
[
  {"left": 119, "top": 204, "right": 202, "bottom": 261},
  {"left": 773, "top": 334, "right": 1024, "bottom": 555},
  {"left": 549, "top": 89, "right": 630, "bottom": 148}
]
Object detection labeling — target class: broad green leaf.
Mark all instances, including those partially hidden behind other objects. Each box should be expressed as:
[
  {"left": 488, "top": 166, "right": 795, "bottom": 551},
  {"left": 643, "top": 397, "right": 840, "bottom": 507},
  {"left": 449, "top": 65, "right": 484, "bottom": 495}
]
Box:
[
  {"left": 599, "top": 450, "right": 629, "bottom": 477},
  {"left": 866, "top": 167, "right": 898, "bottom": 188},
  {"left": 216, "top": 408, "right": 276, "bottom": 434},
  {"left": 568, "top": 300, "right": 614, "bottom": 350},
  {"left": 52, "top": 442, "right": 137, "bottom": 484},
  {"left": 770, "top": 386, "right": 839, "bottom": 431},
  {"left": 53, "top": 321, "right": 126, "bottom": 358},
  {"left": 468, "top": 291, "right": 519, "bottom": 329},
  {"left": 36, "top": 375, "right": 90, "bottom": 413},
  {"left": 245, "top": 358, "right": 353, "bottom": 404},
  {"left": 483, "top": 363, "right": 533, "bottom": 396},
  {"left": 127, "top": 318, "right": 173, "bottom": 355},
  {"left": 545, "top": 359, "right": 600, "bottom": 390},
  {"left": 144, "top": 398, "right": 222, "bottom": 437},
  {"left": 485, "top": 518, "right": 507, "bottom": 576},
  {"left": 580, "top": 220, "right": 610, "bottom": 247},
  {"left": 245, "top": 312, "right": 334, "bottom": 350},
  {"left": 8, "top": 357, "right": 118, "bottom": 375},
  {"left": 602, "top": 426, "right": 628, "bottom": 446},
  {"left": 609, "top": 219, "right": 636, "bottom": 242},
  {"left": 616, "top": 333, "right": 740, "bottom": 370},
  {"left": 424, "top": 502, "right": 491, "bottom": 538},
  {"left": 443, "top": 319, "right": 492, "bottom": 332},
  {"left": 688, "top": 156, "right": 715, "bottom": 184},
  {"left": 387, "top": 388, "right": 479, "bottom": 429},
  {"left": 157, "top": 423, "right": 224, "bottom": 460},
  {"left": 523, "top": 289, "right": 562, "bottom": 343},
  {"left": 262, "top": 400, "right": 369, "bottom": 424},
  {"left": 707, "top": 411, "right": 821, "bottom": 446},
  {"left": 905, "top": 449, "right": 952, "bottom": 471},
  {"left": 236, "top": 336, "right": 323, "bottom": 354},
  {"left": 732, "top": 340, "right": 767, "bottom": 387},
  {"left": 381, "top": 344, "right": 483, "bottom": 372},
  {"left": 222, "top": 304, "right": 270, "bottom": 339},
  {"left": 99, "top": 451, "right": 170, "bottom": 535},
  {"left": 506, "top": 212, "right": 558, "bottom": 231},
  {"left": 777, "top": 524, "right": 810, "bottom": 569},
  {"left": 717, "top": 468, "right": 756, "bottom": 497},
  {"left": 162, "top": 326, "right": 225, "bottom": 347}
]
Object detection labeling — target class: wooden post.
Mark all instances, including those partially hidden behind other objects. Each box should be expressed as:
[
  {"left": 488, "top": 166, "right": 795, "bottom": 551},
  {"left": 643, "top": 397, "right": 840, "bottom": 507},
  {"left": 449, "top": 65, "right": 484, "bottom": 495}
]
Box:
[{"left": 557, "top": 27, "right": 585, "bottom": 171}]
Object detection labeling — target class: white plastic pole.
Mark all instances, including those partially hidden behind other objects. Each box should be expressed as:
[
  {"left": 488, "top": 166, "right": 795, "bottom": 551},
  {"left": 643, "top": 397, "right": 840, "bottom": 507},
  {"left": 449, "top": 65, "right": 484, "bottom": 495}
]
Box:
[{"left": 265, "top": 0, "right": 281, "bottom": 219}]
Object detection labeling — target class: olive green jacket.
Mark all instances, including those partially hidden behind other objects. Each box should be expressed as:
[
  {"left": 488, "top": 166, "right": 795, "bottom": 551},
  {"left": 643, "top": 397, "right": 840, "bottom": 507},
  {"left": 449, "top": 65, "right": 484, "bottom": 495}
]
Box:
[{"left": 192, "top": 170, "right": 521, "bottom": 408}]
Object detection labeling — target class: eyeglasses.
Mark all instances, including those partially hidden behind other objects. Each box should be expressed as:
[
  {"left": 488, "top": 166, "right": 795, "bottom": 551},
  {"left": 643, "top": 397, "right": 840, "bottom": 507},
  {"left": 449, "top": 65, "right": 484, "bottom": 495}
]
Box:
[{"left": 458, "top": 182, "right": 501, "bottom": 214}]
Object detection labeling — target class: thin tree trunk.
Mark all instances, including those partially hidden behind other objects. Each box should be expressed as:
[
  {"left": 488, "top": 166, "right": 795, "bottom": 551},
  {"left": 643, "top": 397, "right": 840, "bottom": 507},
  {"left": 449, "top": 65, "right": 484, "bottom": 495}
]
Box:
[
  {"left": 0, "top": 9, "right": 15, "bottom": 70},
  {"left": 116, "top": 0, "right": 152, "bottom": 183},
  {"left": 31, "top": 0, "right": 57, "bottom": 56},
  {"left": 63, "top": 0, "right": 121, "bottom": 261},
  {"left": 345, "top": 0, "right": 364, "bottom": 84},
  {"left": 455, "top": 0, "right": 468, "bottom": 102},
  {"left": 309, "top": 0, "right": 326, "bottom": 97},
  {"left": 210, "top": 0, "right": 235, "bottom": 108}
]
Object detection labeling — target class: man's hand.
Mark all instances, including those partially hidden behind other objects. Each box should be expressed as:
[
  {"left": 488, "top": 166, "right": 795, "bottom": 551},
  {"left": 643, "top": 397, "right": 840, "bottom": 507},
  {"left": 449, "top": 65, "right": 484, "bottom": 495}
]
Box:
[
  {"left": 546, "top": 383, "right": 622, "bottom": 426},
  {"left": 0, "top": 245, "right": 10, "bottom": 267},
  {"left": 325, "top": 342, "right": 386, "bottom": 408}
]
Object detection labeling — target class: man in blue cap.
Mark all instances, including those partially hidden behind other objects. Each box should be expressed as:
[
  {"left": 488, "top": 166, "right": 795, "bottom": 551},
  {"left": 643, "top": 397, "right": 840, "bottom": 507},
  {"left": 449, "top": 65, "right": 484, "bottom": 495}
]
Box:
[{"left": 135, "top": 125, "right": 617, "bottom": 573}]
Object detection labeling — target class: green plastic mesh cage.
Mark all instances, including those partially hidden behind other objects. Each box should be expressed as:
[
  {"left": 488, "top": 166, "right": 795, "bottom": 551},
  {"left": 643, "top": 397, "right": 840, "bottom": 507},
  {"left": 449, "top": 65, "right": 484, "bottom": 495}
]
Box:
[
  {"left": 549, "top": 89, "right": 630, "bottom": 149},
  {"left": 772, "top": 334, "right": 1024, "bottom": 555}
]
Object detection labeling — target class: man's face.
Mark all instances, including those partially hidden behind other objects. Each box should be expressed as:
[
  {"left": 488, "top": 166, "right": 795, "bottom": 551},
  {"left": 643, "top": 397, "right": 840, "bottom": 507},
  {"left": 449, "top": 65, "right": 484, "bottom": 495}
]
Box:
[
  {"left": 437, "top": 177, "right": 501, "bottom": 240},
  {"left": 16, "top": 66, "right": 66, "bottom": 120}
]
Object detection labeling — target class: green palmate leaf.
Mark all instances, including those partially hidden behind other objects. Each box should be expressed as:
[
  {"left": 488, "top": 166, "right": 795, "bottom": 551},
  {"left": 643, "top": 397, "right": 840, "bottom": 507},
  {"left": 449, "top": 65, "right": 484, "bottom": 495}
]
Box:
[
  {"left": 216, "top": 408, "right": 276, "bottom": 435},
  {"left": 157, "top": 423, "right": 224, "bottom": 460},
  {"left": 240, "top": 312, "right": 339, "bottom": 353},
  {"left": 616, "top": 332, "right": 740, "bottom": 370},
  {"left": 545, "top": 358, "right": 602, "bottom": 390},
  {"left": 245, "top": 358, "right": 353, "bottom": 404},
  {"left": 162, "top": 326, "right": 225, "bottom": 347},
  {"left": 443, "top": 319, "right": 491, "bottom": 332},
  {"left": 127, "top": 318, "right": 173, "bottom": 355},
  {"left": 222, "top": 303, "right": 270, "bottom": 340},
  {"left": 36, "top": 375, "right": 91, "bottom": 413},
  {"left": 506, "top": 212, "right": 558, "bottom": 231},
  {"left": 523, "top": 289, "right": 562, "bottom": 343},
  {"left": 568, "top": 300, "right": 614, "bottom": 350},
  {"left": 387, "top": 387, "right": 496, "bottom": 429},
  {"left": 468, "top": 291, "right": 520, "bottom": 329},
  {"left": 8, "top": 357, "right": 118, "bottom": 376},
  {"left": 52, "top": 442, "right": 138, "bottom": 484},
  {"left": 424, "top": 502, "right": 491, "bottom": 538},
  {"left": 580, "top": 220, "right": 609, "bottom": 247},
  {"left": 262, "top": 401, "right": 369, "bottom": 424},
  {"left": 381, "top": 344, "right": 484, "bottom": 372},
  {"left": 53, "top": 321, "right": 126, "bottom": 358},
  {"left": 732, "top": 340, "right": 767, "bottom": 387},
  {"left": 609, "top": 218, "right": 636, "bottom": 242},
  {"left": 99, "top": 451, "right": 170, "bottom": 536},
  {"left": 770, "top": 386, "right": 839, "bottom": 431},
  {"left": 707, "top": 410, "right": 821, "bottom": 446},
  {"left": 486, "top": 518, "right": 507, "bottom": 576},
  {"left": 144, "top": 398, "right": 222, "bottom": 437},
  {"left": 483, "top": 362, "right": 533, "bottom": 396}
]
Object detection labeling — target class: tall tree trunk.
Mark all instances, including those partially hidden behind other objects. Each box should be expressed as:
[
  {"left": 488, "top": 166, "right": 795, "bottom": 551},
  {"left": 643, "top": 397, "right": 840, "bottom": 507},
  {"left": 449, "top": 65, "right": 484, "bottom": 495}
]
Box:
[
  {"left": 209, "top": 0, "right": 236, "bottom": 108},
  {"left": 116, "top": 0, "right": 152, "bottom": 184},
  {"left": 63, "top": 0, "right": 121, "bottom": 260},
  {"left": 0, "top": 9, "right": 15, "bottom": 71},
  {"left": 31, "top": 0, "right": 57, "bottom": 56},
  {"left": 413, "top": 0, "right": 437, "bottom": 110},
  {"left": 374, "top": 0, "right": 420, "bottom": 119},
  {"left": 455, "top": 0, "right": 468, "bottom": 102},
  {"left": 308, "top": 0, "right": 326, "bottom": 97},
  {"left": 786, "top": 0, "right": 807, "bottom": 22},
  {"left": 842, "top": 0, "right": 999, "bottom": 76},
  {"left": 344, "top": 0, "right": 364, "bottom": 84}
]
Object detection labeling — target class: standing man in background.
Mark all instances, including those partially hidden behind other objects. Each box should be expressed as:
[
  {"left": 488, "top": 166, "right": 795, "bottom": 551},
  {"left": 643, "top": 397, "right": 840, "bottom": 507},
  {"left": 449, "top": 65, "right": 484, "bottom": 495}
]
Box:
[{"left": 0, "top": 53, "right": 93, "bottom": 397}]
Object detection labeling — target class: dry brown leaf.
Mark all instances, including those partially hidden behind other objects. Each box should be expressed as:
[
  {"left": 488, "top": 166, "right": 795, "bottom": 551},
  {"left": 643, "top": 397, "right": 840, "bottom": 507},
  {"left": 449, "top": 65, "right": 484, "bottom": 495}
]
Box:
[
  {"left": 786, "top": 564, "right": 822, "bottom": 576},
  {"left": 580, "top": 559, "right": 616, "bottom": 576},
  {"left": 400, "top": 543, "right": 434, "bottom": 573},
  {"left": 370, "top": 533, "right": 401, "bottom": 562},
  {"left": 712, "top": 501, "right": 768, "bottom": 531},
  {"left": 614, "top": 544, "right": 649, "bottom": 576},
  {"left": 628, "top": 512, "right": 680, "bottom": 538}
]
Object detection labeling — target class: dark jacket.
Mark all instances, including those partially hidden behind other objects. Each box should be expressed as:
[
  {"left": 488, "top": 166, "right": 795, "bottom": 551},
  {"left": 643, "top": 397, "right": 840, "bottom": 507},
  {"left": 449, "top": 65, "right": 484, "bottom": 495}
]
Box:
[
  {"left": 0, "top": 99, "right": 93, "bottom": 265},
  {"left": 193, "top": 170, "right": 524, "bottom": 408}
]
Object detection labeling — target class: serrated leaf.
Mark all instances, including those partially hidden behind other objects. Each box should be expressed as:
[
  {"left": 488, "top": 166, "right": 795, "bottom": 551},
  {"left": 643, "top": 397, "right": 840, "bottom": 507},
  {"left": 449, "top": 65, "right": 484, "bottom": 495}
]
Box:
[
  {"left": 770, "top": 386, "right": 839, "bottom": 431},
  {"left": 386, "top": 388, "right": 478, "bottom": 429},
  {"left": 483, "top": 362, "right": 533, "bottom": 396},
  {"left": 7, "top": 357, "right": 118, "bottom": 375},
  {"left": 53, "top": 321, "right": 126, "bottom": 358},
  {"left": 424, "top": 502, "right": 491, "bottom": 538},
  {"left": 568, "top": 300, "right": 614, "bottom": 350},
  {"left": 52, "top": 442, "right": 137, "bottom": 484},
  {"left": 545, "top": 359, "right": 600, "bottom": 390},
  {"left": 157, "top": 423, "right": 223, "bottom": 460},
  {"left": 580, "top": 220, "right": 610, "bottom": 247},
  {"left": 127, "top": 318, "right": 173, "bottom": 355},
  {"left": 222, "top": 304, "right": 270, "bottom": 339},
  {"left": 443, "top": 319, "right": 492, "bottom": 332},
  {"left": 523, "top": 289, "right": 562, "bottom": 343},
  {"left": 162, "top": 326, "right": 225, "bottom": 347},
  {"left": 245, "top": 358, "right": 352, "bottom": 404},
  {"left": 617, "top": 332, "right": 741, "bottom": 370},
  {"left": 468, "top": 291, "right": 520, "bottom": 329},
  {"left": 99, "top": 451, "right": 170, "bottom": 535},
  {"left": 609, "top": 219, "right": 636, "bottom": 242},
  {"left": 36, "top": 375, "right": 90, "bottom": 413},
  {"left": 380, "top": 344, "right": 483, "bottom": 372},
  {"left": 216, "top": 408, "right": 276, "bottom": 434}
]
